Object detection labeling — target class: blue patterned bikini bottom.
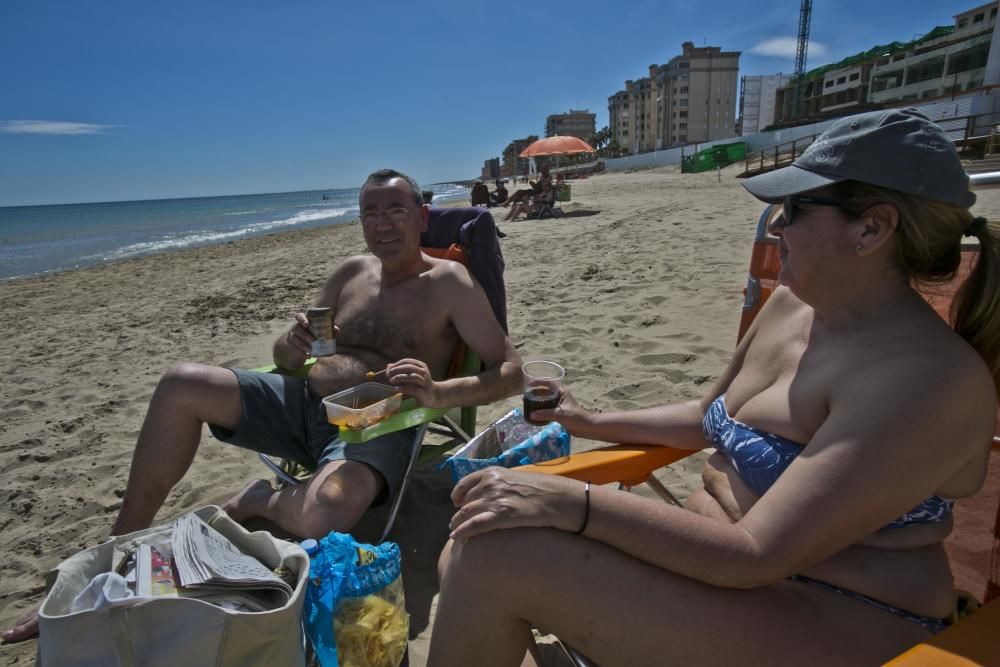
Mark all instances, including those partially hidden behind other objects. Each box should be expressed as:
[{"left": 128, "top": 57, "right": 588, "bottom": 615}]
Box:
[{"left": 790, "top": 575, "right": 946, "bottom": 633}]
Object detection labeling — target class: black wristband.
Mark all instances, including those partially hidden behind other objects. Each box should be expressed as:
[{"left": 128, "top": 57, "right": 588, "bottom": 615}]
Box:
[{"left": 575, "top": 481, "right": 591, "bottom": 535}]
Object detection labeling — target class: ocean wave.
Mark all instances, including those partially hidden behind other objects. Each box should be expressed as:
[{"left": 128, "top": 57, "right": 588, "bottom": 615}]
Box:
[
  {"left": 223, "top": 209, "right": 264, "bottom": 216},
  {"left": 296, "top": 202, "right": 355, "bottom": 209},
  {"left": 87, "top": 207, "right": 358, "bottom": 261}
]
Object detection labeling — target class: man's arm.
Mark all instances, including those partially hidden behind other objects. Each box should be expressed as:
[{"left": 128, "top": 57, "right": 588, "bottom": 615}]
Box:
[
  {"left": 391, "top": 264, "right": 521, "bottom": 408},
  {"left": 271, "top": 257, "right": 363, "bottom": 371}
]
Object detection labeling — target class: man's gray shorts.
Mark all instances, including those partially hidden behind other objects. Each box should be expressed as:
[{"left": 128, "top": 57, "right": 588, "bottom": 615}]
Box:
[{"left": 208, "top": 369, "right": 416, "bottom": 506}]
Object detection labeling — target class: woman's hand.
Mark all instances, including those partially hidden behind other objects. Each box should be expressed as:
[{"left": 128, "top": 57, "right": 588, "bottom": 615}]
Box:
[
  {"left": 529, "top": 384, "right": 593, "bottom": 434},
  {"left": 385, "top": 358, "right": 441, "bottom": 407},
  {"left": 448, "top": 468, "right": 587, "bottom": 540}
]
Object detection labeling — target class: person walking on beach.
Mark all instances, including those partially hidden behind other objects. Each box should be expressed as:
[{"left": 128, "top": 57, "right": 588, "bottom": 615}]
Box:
[{"left": 3, "top": 169, "right": 523, "bottom": 644}]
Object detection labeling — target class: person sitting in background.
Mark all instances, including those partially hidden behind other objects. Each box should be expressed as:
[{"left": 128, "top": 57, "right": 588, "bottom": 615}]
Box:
[
  {"left": 428, "top": 109, "right": 1000, "bottom": 666},
  {"left": 2, "top": 169, "right": 524, "bottom": 644},
  {"left": 505, "top": 164, "right": 552, "bottom": 207},
  {"left": 422, "top": 189, "right": 434, "bottom": 205},
  {"left": 490, "top": 180, "right": 508, "bottom": 207},
  {"left": 470, "top": 181, "right": 490, "bottom": 207},
  {"left": 504, "top": 178, "right": 554, "bottom": 221}
]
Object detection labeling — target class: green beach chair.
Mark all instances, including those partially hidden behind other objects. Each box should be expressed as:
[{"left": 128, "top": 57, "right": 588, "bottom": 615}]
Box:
[{"left": 257, "top": 206, "right": 507, "bottom": 543}]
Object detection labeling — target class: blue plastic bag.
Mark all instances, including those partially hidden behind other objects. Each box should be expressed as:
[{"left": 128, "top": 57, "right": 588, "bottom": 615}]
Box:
[
  {"left": 441, "top": 409, "right": 571, "bottom": 483},
  {"left": 302, "top": 533, "right": 408, "bottom": 667}
]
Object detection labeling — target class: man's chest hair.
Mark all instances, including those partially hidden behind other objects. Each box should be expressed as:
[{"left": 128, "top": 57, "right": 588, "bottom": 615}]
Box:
[{"left": 335, "top": 286, "right": 450, "bottom": 357}]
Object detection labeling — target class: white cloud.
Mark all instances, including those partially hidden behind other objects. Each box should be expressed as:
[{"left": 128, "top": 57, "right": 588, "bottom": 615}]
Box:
[
  {"left": 750, "top": 37, "right": 828, "bottom": 58},
  {"left": 0, "top": 120, "right": 121, "bottom": 135}
]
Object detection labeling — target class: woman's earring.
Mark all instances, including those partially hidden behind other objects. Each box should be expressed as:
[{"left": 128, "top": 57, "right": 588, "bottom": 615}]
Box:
[{"left": 856, "top": 244, "right": 863, "bottom": 251}]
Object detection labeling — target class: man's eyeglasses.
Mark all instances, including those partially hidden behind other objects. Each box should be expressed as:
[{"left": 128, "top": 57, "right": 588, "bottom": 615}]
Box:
[
  {"left": 781, "top": 194, "right": 844, "bottom": 226},
  {"left": 361, "top": 207, "right": 413, "bottom": 226}
]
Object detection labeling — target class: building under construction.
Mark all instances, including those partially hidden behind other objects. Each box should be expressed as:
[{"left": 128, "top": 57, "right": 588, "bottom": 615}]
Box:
[{"left": 773, "top": 2, "right": 997, "bottom": 127}]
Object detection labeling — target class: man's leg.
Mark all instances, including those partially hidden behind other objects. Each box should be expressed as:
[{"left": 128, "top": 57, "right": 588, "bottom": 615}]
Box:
[
  {"left": 2, "top": 362, "right": 240, "bottom": 644},
  {"left": 225, "top": 420, "right": 416, "bottom": 538},
  {"left": 224, "top": 459, "right": 383, "bottom": 538},
  {"left": 112, "top": 362, "right": 241, "bottom": 535}
]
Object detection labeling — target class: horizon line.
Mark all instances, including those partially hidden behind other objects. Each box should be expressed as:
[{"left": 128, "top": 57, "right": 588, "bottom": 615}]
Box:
[{"left": 0, "top": 179, "right": 470, "bottom": 209}]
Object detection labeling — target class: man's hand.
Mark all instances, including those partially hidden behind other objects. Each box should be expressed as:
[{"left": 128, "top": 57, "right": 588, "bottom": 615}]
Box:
[
  {"left": 384, "top": 358, "right": 441, "bottom": 407},
  {"left": 284, "top": 313, "right": 315, "bottom": 356},
  {"left": 274, "top": 313, "right": 341, "bottom": 371}
]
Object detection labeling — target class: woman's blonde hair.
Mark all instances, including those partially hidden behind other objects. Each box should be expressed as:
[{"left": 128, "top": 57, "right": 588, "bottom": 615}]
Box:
[{"left": 834, "top": 181, "right": 1000, "bottom": 389}]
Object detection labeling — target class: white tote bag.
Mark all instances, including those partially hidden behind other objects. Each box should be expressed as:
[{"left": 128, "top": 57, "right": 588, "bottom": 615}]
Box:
[{"left": 37, "top": 506, "right": 308, "bottom": 667}]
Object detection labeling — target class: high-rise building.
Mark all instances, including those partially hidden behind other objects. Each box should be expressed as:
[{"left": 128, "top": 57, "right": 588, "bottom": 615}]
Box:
[
  {"left": 501, "top": 137, "right": 537, "bottom": 178},
  {"left": 545, "top": 110, "right": 597, "bottom": 140},
  {"left": 608, "top": 42, "right": 741, "bottom": 153},
  {"left": 481, "top": 158, "right": 501, "bottom": 182},
  {"left": 739, "top": 74, "right": 792, "bottom": 135},
  {"left": 607, "top": 89, "right": 632, "bottom": 153}
]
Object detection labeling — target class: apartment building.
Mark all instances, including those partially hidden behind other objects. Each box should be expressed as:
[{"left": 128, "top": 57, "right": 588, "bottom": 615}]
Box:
[
  {"left": 480, "top": 158, "right": 501, "bottom": 182},
  {"left": 775, "top": 1, "right": 998, "bottom": 125},
  {"left": 545, "top": 110, "right": 597, "bottom": 141},
  {"left": 501, "top": 137, "right": 537, "bottom": 178},
  {"left": 740, "top": 74, "right": 791, "bottom": 135},
  {"left": 608, "top": 42, "right": 740, "bottom": 153}
]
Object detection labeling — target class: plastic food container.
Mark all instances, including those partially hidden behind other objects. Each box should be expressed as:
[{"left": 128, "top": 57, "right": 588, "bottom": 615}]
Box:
[{"left": 323, "top": 382, "right": 403, "bottom": 430}]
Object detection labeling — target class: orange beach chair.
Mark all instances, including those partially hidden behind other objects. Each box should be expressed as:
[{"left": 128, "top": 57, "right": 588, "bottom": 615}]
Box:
[{"left": 522, "top": 184, "right": 1000, "bottom": 665}]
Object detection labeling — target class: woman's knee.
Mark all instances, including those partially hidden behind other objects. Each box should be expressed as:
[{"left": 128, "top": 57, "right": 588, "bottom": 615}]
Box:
[{"left": 440, "top": 529, "right": 546, "bottom": 592}]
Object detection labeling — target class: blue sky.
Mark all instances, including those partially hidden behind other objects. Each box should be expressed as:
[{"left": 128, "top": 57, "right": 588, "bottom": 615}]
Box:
[{"left": 0, "top": 0, "right": 979, "bottom": 206}]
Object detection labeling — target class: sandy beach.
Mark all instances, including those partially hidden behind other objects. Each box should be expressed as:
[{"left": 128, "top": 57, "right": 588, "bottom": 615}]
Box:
[{"left": 3, "top": 166, "right": 998, "bottom": 666}]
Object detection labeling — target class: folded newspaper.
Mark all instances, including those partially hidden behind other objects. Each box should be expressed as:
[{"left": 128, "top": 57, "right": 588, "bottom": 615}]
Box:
[{"left": 170, "top": 513, "right": 292, "bottom": 612}]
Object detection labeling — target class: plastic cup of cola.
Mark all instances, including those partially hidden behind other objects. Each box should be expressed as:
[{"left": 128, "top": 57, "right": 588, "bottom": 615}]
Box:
[{"left": 522, "top": 360, "right": 565, "bottom": 423}]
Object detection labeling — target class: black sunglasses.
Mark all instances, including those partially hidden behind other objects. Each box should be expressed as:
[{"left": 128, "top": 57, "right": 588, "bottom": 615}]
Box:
[{"left": 781, "top": 194, "right": 845, "bottom": 226}]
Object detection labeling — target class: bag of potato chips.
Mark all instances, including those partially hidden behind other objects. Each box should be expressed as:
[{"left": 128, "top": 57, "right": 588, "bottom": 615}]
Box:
[{"left": 303, "top": 532, "right": 408, "bottom": 667}]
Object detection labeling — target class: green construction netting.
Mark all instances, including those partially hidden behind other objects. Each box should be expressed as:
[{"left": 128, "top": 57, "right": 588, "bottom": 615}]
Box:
[{"left": 793, "top": 25, "right": 955, "bottom": 82}]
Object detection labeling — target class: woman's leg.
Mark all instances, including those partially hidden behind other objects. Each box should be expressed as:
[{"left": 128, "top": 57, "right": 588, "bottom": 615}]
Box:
[
  {"left": 428, "top": 528, "right": 930, "bottom": 667},
  {"left": 505, "top": 203, "right": 526, "bottom": 221}
]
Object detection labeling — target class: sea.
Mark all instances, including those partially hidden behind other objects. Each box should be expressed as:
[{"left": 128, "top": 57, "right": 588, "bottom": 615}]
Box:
[{"left": 0, "top": 182, "right": 471, "bottom": 281}]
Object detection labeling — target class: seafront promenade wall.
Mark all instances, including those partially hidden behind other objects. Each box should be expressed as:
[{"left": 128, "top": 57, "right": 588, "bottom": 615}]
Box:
[
  {"left": 603, "top": 119, "right": 835, "bottom": 171},
  {"left": 604, "top": 91, "right": 995, "bottom": 172}
]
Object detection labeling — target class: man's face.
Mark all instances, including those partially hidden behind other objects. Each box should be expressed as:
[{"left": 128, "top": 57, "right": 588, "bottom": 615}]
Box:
[{"left": 359, "top": 178, "right": 428, "bottom": 263}]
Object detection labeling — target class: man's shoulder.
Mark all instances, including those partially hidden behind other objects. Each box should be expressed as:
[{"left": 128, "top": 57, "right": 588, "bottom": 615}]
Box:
[
  {"left": 337, "top": 254, "right": 377, "bottom": 272},
  {"left": 422, "top": 255, "right": 480, "bottom": 302},
  {"left": 323, "top": 254, "right": 376, "bottom": 287},
  {"left": 423, "top": 254, "right": 474, "bottom": 282}
]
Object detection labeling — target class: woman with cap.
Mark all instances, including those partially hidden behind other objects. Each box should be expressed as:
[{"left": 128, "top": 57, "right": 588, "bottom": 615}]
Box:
[{"left": 427, "top": 109, "right": 1000, "bottom": 666}]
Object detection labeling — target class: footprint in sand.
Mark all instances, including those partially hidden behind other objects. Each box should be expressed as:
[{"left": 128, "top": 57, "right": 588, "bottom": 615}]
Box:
[{"left": 634, "top": 353, "right": 697, "bottom": 366}]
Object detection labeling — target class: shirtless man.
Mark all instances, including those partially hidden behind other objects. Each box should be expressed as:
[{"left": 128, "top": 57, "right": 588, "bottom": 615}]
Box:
[{"left": 2, "top": 169, "right": 522, "bottom": 644}]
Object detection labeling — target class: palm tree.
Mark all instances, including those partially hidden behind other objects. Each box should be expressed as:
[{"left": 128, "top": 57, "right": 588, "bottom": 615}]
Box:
[{"left": 590, "top": 126, "right": 611, "bottom": 156}]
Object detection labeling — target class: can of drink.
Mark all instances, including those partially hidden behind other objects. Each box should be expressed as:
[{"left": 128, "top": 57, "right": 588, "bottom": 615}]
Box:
[{"left": 306, "top": 307, "right": 337, "bottom": 357}]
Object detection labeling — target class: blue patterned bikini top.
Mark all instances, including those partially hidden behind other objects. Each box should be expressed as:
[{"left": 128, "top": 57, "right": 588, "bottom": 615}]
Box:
[{"left": 702, "top": 395, "right": 952, "bottom": 530}]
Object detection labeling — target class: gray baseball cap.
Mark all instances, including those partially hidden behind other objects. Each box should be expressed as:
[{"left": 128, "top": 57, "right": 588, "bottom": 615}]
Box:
[{"left": 743, "top": 108, "right": 976, "bottom": 208}]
